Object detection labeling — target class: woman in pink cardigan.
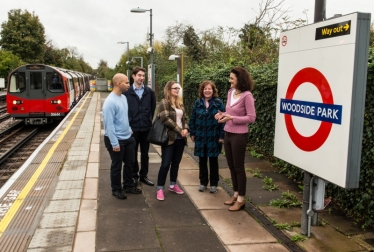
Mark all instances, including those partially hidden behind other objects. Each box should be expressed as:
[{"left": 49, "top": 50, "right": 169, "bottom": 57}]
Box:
[{"left": 215, "top": 66, "right": 256, "bottom": 211}]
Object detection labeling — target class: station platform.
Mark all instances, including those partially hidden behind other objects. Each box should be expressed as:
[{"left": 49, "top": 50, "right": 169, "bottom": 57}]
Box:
[{"left": 0, "top": 91, "right": 372, "bottom": 252}]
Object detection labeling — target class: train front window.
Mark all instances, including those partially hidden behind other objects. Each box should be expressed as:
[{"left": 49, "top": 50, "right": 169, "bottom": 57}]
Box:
[
  {"left": 30, "top": 72, "right": 42, "bottom": 90},
  {"left": 8, "top": 72, "right": 26, "bottom": 93},
  {"left": 47, "top": 72, "right": 64, "bottom": 92}
]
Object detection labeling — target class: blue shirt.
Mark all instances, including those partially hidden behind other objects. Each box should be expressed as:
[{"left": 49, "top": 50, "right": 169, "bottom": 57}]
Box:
[
  {"left": 133, "top": 84, "right": 144, "bottom": 99},
  {"left": 102, "top": 92, "right": 132, "bottom": 147}
]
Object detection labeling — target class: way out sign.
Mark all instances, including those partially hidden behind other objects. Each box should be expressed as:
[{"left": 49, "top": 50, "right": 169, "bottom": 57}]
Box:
[{"left": 274, "top": 12, "right": 371, "bottom": 188}]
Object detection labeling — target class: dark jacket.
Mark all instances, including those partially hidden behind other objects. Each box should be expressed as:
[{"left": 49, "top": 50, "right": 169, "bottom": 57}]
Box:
[
  {"left": 189, "top": 97, "right": 225, "bottom": 157},
  {"left": 158, "top": 99, "right": 189, "bottom": 146},
  {"left": 123, "top": 85, "right": 156, "bottom": 132}
]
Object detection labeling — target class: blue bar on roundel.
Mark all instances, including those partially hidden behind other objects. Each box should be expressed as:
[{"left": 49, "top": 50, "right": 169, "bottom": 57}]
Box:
[{"left": 280, "top": 98, "right": 342, "bottom": 125}]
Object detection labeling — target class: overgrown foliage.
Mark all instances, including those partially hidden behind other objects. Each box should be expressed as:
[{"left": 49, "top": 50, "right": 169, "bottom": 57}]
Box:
[
  {"left": 183, "top": 46, "right": 374, "bottom": 229},
  {"left": 0, "top": 9, "right": 46, "bottom": 63},
  {"left": 0, "top": 9, "right": 93, "bottom": 80},
  {"left": 0, "top": 50, "right": 22, "bottom": 78}
]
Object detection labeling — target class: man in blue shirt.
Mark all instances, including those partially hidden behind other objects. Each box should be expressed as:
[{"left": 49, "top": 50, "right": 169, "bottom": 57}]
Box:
[
  {"left": 103, "top": 73, "right": 142, "bottom": 199},
  {"left": 124, "top": 67, "right": 156, "bottom": 186}
]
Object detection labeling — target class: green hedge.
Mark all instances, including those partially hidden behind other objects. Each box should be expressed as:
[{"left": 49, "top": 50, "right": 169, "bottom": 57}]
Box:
[{"left": 182, "top": 48, "right": 374, "bottom": 228}]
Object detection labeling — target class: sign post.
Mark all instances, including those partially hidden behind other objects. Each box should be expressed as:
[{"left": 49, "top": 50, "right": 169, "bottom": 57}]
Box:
[{"left": 274, "top": 12, "right": 371, "bottom": 236}]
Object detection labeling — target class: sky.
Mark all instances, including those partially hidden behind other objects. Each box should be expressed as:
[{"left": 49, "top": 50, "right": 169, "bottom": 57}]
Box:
[{"left": 0, "top": 0, "right": 372, "bottom": 69}]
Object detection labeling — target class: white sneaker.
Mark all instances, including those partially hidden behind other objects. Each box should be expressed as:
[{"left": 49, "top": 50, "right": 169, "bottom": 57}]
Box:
[
  {"left": 210, "top": 186, "right": 218, "bottom": 194},
  {"left": 199, "top": 185, "right": 206, "bottom": 192}
]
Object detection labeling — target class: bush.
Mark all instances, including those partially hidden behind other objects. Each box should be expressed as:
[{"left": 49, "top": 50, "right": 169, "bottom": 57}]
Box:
[{"left": 183, "top": 47, "right": 374, "bottom": 228}]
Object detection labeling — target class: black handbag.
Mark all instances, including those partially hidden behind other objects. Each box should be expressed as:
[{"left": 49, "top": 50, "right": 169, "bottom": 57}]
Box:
[{"left": 147, "top": 116, "right": 168, "bottom": 146}]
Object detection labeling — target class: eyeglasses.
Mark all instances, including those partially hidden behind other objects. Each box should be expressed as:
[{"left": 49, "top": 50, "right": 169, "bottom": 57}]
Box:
[{"left": 171, "top": 87, "right": 181, "bottom": 90}]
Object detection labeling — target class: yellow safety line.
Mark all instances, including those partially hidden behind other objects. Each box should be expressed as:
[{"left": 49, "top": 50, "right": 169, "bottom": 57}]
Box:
[{"left": 0, "top": 93, "right": 92, "bottom": 237}]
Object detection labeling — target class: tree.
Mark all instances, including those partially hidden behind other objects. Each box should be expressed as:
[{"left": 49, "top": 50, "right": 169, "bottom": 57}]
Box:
[
  {"left": 237, "top": 0, "right": 306, "bottom": 64},
  {"left": 97, "top": 59, "right": 109, "bottom": 78},
  {"left": 77, "top": 57, "right": 93, "bottom": 73},
  {"left": 183, "top": 26, "right": 204, "bottom": 63},
  {"left": 44, "top": 39, "right": 64, "bottom": 67},
  {"left": 0, "top": 50, "right": 21, "bottom": 79},
  {"left": 0, "top": 9, "right": 46, "bottom": 63}
]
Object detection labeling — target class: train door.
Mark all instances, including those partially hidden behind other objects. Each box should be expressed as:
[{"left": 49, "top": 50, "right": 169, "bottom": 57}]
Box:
[
  {"left": 75, "top": 72, "right": 84, "bottom": 97},
  {"left": 57, "top": 69, "right": 74, "bottom": 108},
  {"left": 67, "top": 77, "right": 75, "bottom": 107},
  {"left": 27, "top": 70, "right": 45, "bottom": 113},
  {"left": 68, "top": 72, "right": 80, "bottom": 103}
]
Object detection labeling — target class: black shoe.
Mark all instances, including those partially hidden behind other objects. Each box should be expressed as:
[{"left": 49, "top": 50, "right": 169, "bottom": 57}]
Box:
[
  {"left": 112, "top": 190, "right": 127, "bottom": 199},
  {"left": 140, "top": 177, "right": 154, "bottom": 186},
  {"left": 124, "top": 186, "right": 142, "bottom": 194}
]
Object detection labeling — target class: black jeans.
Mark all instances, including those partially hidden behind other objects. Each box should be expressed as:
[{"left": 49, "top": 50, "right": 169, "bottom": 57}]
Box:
[
  {"left": 104, "top": 136, "right": 136, "bottom": 191},
  {"left": 224, "top": 132, "right": 248, "bottom": 196},
  {"left": 157, "top": 139, "right": 185, "bottom": 189},
  {"left": 199, "top": 145, "right": 219, "bottom": 186},
  {"left": 132, "top": 130, "right": 150, "bottom": 179}
]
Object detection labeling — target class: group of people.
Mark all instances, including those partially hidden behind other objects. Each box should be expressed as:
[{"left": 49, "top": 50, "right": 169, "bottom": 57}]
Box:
[{"left": 102, "top": 66, "right": 256, "bottom": 212}]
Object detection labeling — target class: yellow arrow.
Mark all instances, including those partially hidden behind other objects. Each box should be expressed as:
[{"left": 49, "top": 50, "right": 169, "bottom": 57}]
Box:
[{"left": 344, "top": 23, "right": 350, "bottom": 31}]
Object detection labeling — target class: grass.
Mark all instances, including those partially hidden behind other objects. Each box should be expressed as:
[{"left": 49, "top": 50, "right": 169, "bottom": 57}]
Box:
[
  {"left": 269, "top": 190, "right": 302, "bottom": 208},
  {"left": 274, "top": 223, "right": 292, "bottom": 230},
  {"left": 223, "top": 178, "right": 233, "bottom": 188},
  {"left": 250, "top": 149, "right": 264, "bottom": 159},
  {"left": 291, "top": 234, "right": 307, "bottom": 242},
  {"left": 262, "top": 176, "right": 279, "bottom": 191},
  {"left": 245, "top": 167, "right": 263, "bottom": 178},
  {"left": 291, "top": 221, "right": 301, "bottom": 227}
]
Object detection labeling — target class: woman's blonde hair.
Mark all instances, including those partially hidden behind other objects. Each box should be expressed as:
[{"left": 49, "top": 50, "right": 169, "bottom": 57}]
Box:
[{"left": 164, "top": 80, "right": 183, "bottom": 109}]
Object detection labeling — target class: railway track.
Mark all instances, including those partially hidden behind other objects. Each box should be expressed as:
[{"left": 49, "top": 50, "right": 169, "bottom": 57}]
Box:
[
  {"left": 0, "top": 113, "right": 10, "bottom": 123},
  {"left": 0, "top": 123, "right": 56, "bottom": 187}
]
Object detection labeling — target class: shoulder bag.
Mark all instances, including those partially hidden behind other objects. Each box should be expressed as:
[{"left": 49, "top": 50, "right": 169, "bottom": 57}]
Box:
[{"left": 147, "top": 116, "right": 168, "bottom": 146}]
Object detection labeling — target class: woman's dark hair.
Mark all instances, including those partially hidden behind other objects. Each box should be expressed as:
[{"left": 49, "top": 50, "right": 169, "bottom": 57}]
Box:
[
  {"left": 230, "top": 66, "right": 254, "bottom": 92},
  {"left": 198, "top": 80, "right": 218, "bottom": 98}
]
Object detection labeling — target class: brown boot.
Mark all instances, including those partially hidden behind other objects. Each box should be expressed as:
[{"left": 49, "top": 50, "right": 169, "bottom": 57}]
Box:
[
  {"left": 228, "top": 200, "right": 245, "bottom": 211},
  {"left": 224, "top": 196, "right": 238, "bottom": 205}
]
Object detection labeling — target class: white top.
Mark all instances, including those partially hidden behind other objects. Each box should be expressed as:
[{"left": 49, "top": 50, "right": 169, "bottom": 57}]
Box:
[
  {"left": 230, "top": 91, "right": 239, "bottom": 106},
  {"left": 175, "top": 108, "right": 183, "bottom": 129}
]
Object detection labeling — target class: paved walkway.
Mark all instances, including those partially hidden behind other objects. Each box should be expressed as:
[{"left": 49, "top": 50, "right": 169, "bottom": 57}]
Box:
[
  {"left": 95, "top": 92, "right": 288, "bottom": 251},
  {"left": 94, "top": 92, "right": 374, "bottom": 252},
  {"left": 5, "top": 90, "right": 371, "bottom": 251}
]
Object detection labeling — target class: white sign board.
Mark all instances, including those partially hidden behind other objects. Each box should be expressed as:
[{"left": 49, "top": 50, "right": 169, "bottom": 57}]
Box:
[
  {"left": 0, "top": 78, "right": 4, "bottom": 88},
  {"left": 274, "top": 12, "right": 371, "bottom": 188}
]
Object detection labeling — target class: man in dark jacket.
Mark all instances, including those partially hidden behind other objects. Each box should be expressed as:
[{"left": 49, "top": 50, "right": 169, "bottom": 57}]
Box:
[{"left": 123, "top": 66, "right": 156, "bottom": 186}]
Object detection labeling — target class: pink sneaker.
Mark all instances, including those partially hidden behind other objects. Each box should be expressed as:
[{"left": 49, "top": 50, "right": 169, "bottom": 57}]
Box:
[
  {"left": 157, "top": 190, "right": 164, "bottom": 201},
  {"left": 168, "top": 184, "right": 184, "bottom": 194}
]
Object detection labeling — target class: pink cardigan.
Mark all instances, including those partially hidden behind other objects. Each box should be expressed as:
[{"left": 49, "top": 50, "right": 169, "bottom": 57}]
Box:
[{"left": 223, "top": 89, "right": 256, "bottom": 133}]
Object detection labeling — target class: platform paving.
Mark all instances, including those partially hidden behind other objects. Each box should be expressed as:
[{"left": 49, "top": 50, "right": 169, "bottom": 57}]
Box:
[
  {"left": 1, "top": 91, "right": 372, "bottom": 251},
  {"left": 95, "top": 92, "right": 374, "bottom": 252}
]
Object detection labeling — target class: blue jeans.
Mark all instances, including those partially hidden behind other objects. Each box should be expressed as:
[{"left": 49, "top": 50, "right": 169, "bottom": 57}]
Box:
[
  {"left": 157, "top": 139, "right": 185, "bottom": 190},
  {"left": 104, "top": 136, "right": 136, "bottom": 191}
]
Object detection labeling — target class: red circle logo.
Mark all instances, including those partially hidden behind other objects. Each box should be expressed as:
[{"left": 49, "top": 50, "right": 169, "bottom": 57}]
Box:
[
  {"left": 284, "top": 67, "right": 333, "bottom": 152},
  {"left": 282, "top": 36, "right": 287, "bottom": 46}
]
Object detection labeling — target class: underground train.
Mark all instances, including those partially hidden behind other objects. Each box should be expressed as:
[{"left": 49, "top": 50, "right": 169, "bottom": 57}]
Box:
[{"left": 6, "top": 64, "right": 93, "bottom": 125}]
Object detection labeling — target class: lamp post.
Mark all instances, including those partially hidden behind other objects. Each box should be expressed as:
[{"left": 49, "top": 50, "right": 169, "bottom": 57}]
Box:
[
  {"left": 131, "top": 57, "right": 144, "bottom": 68},
  {"left": 168, "top": 53, "right": 184, "bottom": 99},
  {"left": 130, "top": 7, "right": 154, "bottom": 90},
  {"left": 117, "top": 41, "right": 130, "bottom": 78}
]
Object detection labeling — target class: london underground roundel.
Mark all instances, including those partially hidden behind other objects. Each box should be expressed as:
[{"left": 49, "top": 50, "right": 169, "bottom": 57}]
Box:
[{"left": 282, "top": 67, "right": 341, "bottom": 152}]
